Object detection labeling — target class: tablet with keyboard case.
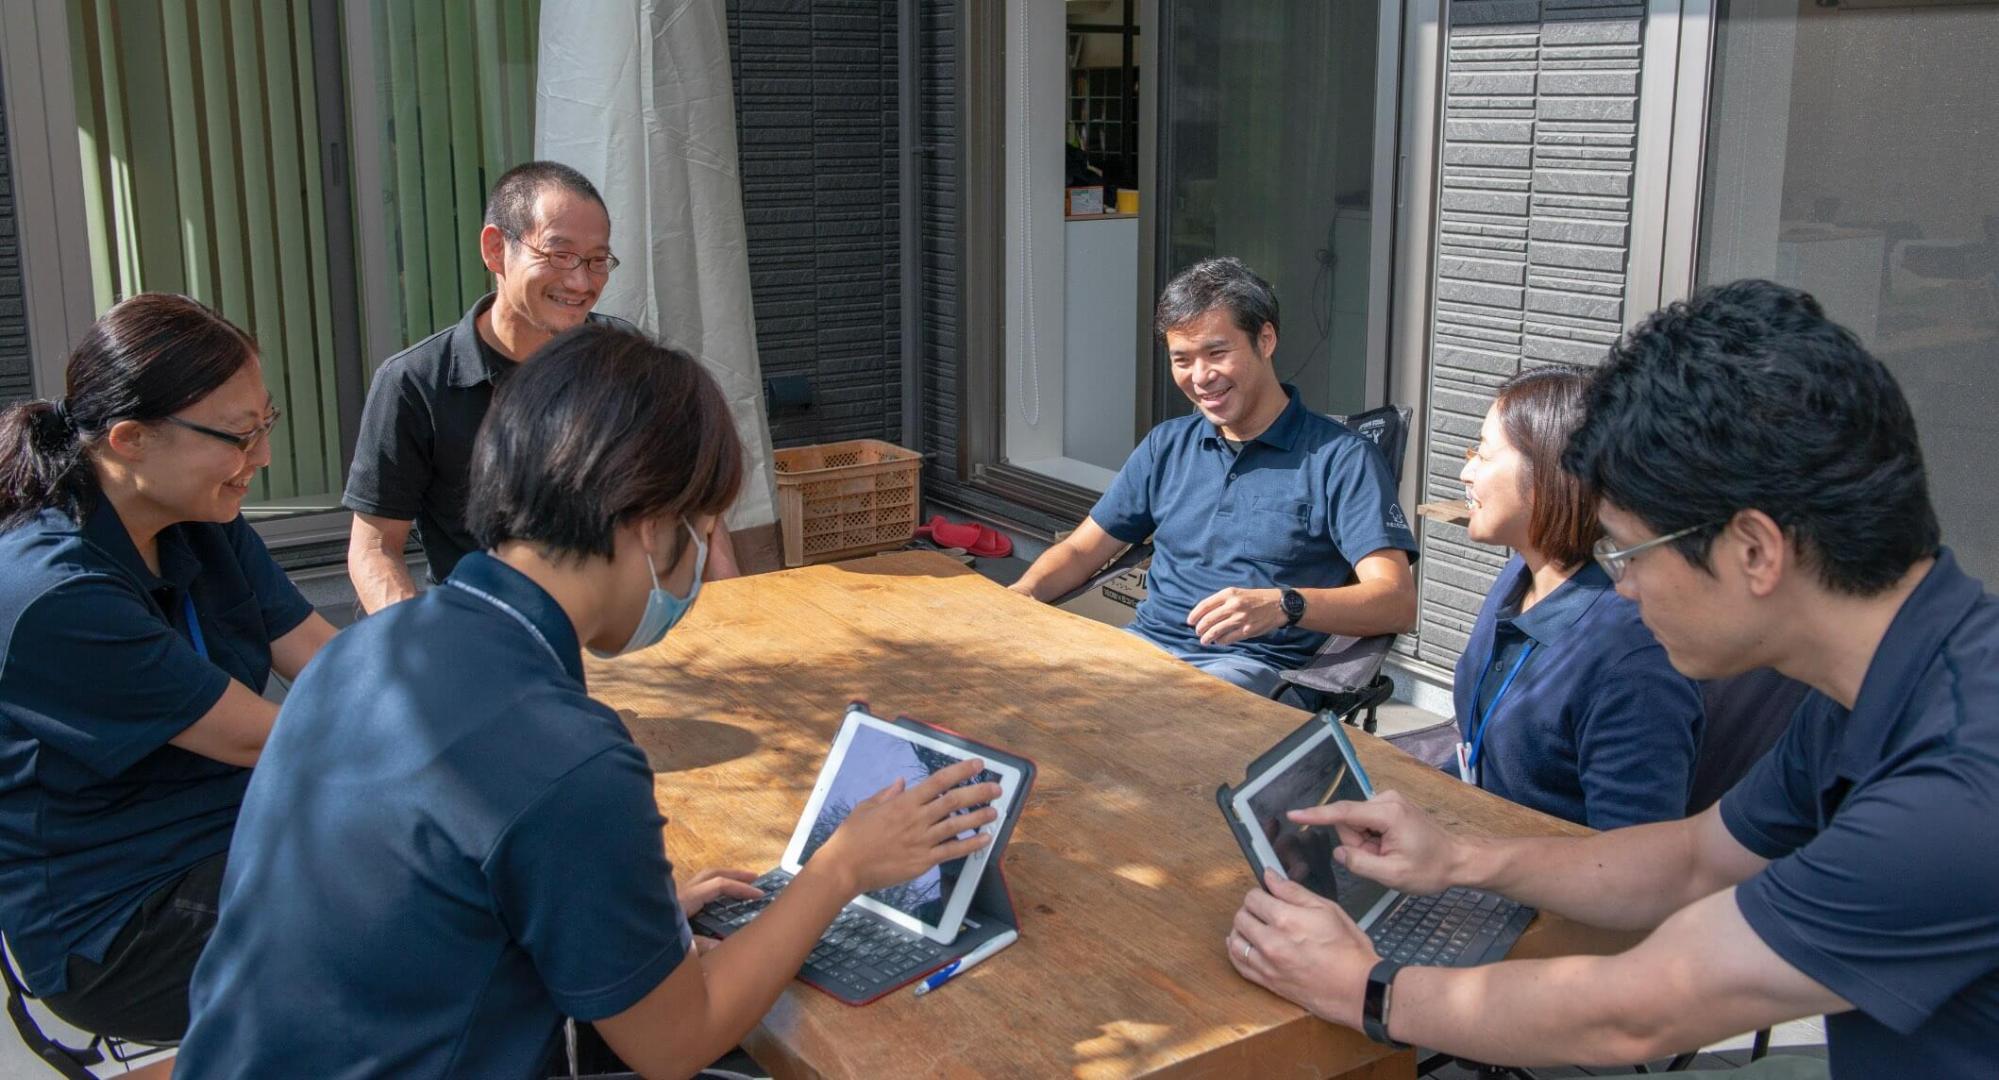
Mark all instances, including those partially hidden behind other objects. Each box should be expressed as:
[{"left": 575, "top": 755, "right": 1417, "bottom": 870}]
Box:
[
  {"left": 1217, "top": 712, "right": 1533, "bottom": 968},
  {"left": 691, "top": 703, "right": 1035, "bottom": 1003}
]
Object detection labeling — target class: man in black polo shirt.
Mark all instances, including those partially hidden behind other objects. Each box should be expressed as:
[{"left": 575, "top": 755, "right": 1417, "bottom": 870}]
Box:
[
  {"left": 344, "top": 161, "right": 739, "bottom": 612},
  {"left": 1224, "top": 280, "right": 1997, "bottom": 1078}
]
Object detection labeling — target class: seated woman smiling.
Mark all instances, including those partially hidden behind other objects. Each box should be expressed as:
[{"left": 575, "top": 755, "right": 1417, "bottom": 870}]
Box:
[
  {"left": 0, "top": 294, "right": 336, "bottom": 1042},
  {"left": 1453, "top": 366, "right": 1703, "bottom": 829}
]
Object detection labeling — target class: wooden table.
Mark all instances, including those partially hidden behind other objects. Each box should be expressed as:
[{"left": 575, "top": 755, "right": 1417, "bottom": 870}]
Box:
[{"left": 588, "top": 552, "right": 1633, "bottom": 1079}]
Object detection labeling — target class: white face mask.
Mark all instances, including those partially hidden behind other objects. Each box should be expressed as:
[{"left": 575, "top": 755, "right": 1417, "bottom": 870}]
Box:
[{"left": 590, "top": 521, "right": 707, "bottom": 660}]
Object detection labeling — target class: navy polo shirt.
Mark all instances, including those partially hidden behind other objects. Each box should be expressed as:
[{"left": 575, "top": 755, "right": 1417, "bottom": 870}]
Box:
[
  {"left": 1720, "top": 549, "right": 1999, "bottom": 1079},
  {"left": 180, "top": 552, "right": 692, "bottom": 1080},
  {"left": 1090, "top": 385, "right": 1419, "bottom": 671},
  {"left": 0, "top": 498, "right": 312, "bottom": 994},
  {"left": 342, "top": 294, "right": 635, "bottom": 584},
  {"left": 1451, "top": 556, "right": 1703, "bottom": 829}
]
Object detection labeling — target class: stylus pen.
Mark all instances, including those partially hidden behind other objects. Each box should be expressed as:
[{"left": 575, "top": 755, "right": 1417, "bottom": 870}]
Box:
[{"left": 912, "top": 929, "right": 1020, "bottom": 997}]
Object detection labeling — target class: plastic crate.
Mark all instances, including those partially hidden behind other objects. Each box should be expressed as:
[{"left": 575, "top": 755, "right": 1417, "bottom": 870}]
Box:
[{"left": 772, "top": 439, "right": 923, "bottom": 567}]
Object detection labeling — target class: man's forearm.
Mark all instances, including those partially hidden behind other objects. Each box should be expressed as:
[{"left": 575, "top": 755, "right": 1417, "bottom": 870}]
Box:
[
  {"left": 350, "top": 546, "right": 419, "bottom": 614},
  {"left": 705, "top": 520, "right": 742, "bottom": 580},
  {"left": 1390, "top": 952, "right": 1682, "bottom": 1066},
  {"left": 1295, "top": 579, "right": 1416, "bottom": 638},
  {"left": 1012, "top": 542, "right": 1104, "bottom": 602},
  {"left": 1378, "top": 886, "right": 1842, "bottom": 1067},
  {"left": 1454, "top": 819, "right": 1717, "bottom": 932}
]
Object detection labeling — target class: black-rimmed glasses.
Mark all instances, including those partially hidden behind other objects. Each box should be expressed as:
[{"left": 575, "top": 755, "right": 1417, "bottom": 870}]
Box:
[
  {"left": 164, "top": 408, "right": 283, "bottom": 453},
  {"left": 503, "top": 230, "right": 620, "bottom": 276}
]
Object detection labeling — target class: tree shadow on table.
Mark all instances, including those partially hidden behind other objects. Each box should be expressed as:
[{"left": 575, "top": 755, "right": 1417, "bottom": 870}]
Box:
[{"left": 618, "top": 712, "right": 763, "bottom": 774}]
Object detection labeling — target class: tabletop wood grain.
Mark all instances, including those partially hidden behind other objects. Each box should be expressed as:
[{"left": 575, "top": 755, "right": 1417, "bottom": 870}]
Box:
[{"left": 587, "top": 551, "right": 1636, "bottom": 1079}]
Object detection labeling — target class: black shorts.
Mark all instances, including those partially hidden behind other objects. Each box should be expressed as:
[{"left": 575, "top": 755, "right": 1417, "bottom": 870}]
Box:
[{"left": 39, "top": 852, "right": 227, "bottom": 1045}]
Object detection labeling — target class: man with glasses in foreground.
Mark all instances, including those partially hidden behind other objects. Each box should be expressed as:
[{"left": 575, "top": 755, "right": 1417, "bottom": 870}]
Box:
[
  {"left": 344, "top": 160, "right": 739, "bottom": 613},
  {"left": 1226, "top": 279, "right": 1998, "bottom": 1078}
]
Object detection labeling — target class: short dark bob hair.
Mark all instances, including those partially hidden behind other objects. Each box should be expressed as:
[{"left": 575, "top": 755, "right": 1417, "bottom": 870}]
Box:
[
  {"left": 1563, "top": 278, "right": 1938, "bottom": 596},
  {"left": 1153, "top": 256, "right": 1280, "bottom": 342},
  {"left": 1493, "top": 365, "right": 1600, "bottom": 569},
  {"left": 468, "top": 323, "right": 743, "bottom": 560}
]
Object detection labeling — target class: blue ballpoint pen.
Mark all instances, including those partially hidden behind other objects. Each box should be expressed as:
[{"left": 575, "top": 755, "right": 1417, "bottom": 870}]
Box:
[{"left": 912, "top": 929, "right": 1019, "bottom": 996}]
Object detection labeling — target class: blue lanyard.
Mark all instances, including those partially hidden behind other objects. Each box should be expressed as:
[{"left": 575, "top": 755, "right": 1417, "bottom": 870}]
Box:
[
  {"left": 446, "top": 580, "right": 563, "bottom": 669},
  {"left": 181, "top": 592, "right": 209, "bottom": 661},
  {"left": 1466, "top": 640, "right": 1536, "bottom": 773}
]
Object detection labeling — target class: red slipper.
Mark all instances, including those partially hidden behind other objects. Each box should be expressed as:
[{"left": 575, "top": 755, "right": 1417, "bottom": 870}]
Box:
[
  {"left": 965, "top": 524, "right": 1012, "bottom": 558},
  {"left": 914, "top": 515, "right": 1012, "bottom": 558},
  {"left": 915, "top": 515, "right": 978, "bottom": 548}
]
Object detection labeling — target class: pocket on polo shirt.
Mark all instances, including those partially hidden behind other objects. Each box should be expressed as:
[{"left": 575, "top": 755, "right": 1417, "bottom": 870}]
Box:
[{"left": 1240, "top": 497, "right": 1316, "bottom": 564}]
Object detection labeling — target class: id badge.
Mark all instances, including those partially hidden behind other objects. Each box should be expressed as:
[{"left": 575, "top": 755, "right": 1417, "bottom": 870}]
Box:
[{"left": 1456, "top": 742, "right": 1474, "bottom": 784}]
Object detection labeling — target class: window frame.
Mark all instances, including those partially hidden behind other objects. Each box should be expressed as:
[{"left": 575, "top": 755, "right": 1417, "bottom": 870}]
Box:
[{"left": 950, "top": 0, "right": 1420, "bottom": 530}]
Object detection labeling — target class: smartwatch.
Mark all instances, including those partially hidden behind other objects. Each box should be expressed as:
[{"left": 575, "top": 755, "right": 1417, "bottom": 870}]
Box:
[
  {"left": 1362, "top": 959, "right": 1409, "bottom": 1049},
  {"left": 1278, "top": 586, "right": 1306, "bottom": 628}
]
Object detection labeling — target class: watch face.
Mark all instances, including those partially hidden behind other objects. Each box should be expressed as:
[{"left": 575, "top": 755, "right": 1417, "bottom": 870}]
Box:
[{"left": 1282, "top": 589, "right": 1305, "bottom": 619}]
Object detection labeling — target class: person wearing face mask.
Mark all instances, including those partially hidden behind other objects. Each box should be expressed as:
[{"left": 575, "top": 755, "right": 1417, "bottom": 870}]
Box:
[
  {"left": 0, "top": 294, "right": 338, "bottom": 1044},
  {"left": 1452, "top": 366, "right": 1702, "bottom": 828},
  {"left": 177, "top": 324, "right": 1000, "bottom": 1079},
  {"left": 343, "top": 160, "right": 740, "bottom": 615}
]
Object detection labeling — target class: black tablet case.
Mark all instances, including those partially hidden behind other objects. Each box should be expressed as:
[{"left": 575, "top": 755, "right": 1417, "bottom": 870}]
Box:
[
  {"left": 801, "top": 702, "right": 1035, "bottom": 1005},
  {"left": 1215, "top": 710, "right": 1338, "bottom": 897},
  {"left": 1215, "top": 710, "right": 1536, "bottom": 969}
]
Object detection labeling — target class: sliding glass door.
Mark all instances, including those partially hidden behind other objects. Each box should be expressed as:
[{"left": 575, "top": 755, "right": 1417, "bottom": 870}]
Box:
[
  {"left": 1157, "top": 0, "right": 1393, "bottom": 422},
  {"left": 1691, "top": 0, "right": 1999, "bottom": 580}
]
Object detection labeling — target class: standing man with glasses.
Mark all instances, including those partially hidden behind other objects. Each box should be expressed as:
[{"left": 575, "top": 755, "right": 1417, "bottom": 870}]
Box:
[
  {"left": 344, "top": 161, "right": 740, "bottom": 613},
  {"left": 1222, "top": 279, "right": 1998, "bottom": 1078}
]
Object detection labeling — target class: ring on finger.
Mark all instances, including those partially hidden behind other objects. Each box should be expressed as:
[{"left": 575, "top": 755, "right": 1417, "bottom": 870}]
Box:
[{"left": 1240, "top": 939, "right": 1254, "bottom": 961}]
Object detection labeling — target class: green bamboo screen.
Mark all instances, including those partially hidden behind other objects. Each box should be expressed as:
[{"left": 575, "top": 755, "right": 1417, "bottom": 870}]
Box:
[
  {"left": 371, "top": 0, "right": 540, "bottom": 357},
  {"left": 67, "top": 0, "right": 540, "bottom": 509}
]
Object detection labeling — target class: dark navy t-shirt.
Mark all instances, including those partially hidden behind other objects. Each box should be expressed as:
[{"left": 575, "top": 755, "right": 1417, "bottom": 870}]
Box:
[
  {"left": 0, "top": 499, "right": 312, "bottom": 994},
  {"left": 1721, "top": 549, "right": 1999, "bottom": 1079},
  {"left": 179, "top": 553, "right": 691, "bottom": 1080},
  {"left": 1089, "top": 385, "right": 1419, "bottom": 671},
  {"left": 1452, "top": 556, "right": 1703, "bottom": 829}
]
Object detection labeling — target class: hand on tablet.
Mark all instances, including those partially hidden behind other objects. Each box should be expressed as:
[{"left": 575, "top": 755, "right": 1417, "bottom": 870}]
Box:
[
  {"left": 817, "top": 758, "right": 1003, "bottom": 895},
  {"left": 1227, "top": 869, "right": 1378, "bottom": 1028},
  {"left": 1291, "top": 789, "right": 1464, "bottom": 897},
  {"left": 680, "top": 867, "right": 765, "bottom": 916}
]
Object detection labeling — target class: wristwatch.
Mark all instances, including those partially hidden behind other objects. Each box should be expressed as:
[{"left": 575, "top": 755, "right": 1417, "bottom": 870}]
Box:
[
  {"left": 1278, "top": 587, "right": 1306, "bottom": 628},
  {"left": 1362, "top": 959, "right": 1409, "bottom": 1049}
]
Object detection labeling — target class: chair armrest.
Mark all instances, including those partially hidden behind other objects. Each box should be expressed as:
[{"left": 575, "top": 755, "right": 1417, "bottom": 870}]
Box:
[
  {"left": 1278, "top": 633, "right": 1393, "bottom": 696},
  {"left": 1047, "top": 542, "right": 1153, "bottom": 608}
]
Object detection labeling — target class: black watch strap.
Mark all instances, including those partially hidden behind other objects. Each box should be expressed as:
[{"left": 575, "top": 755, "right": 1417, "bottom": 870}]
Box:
[{"left": 1362, "top": 959, "right": 1409, "bottom": 1049}]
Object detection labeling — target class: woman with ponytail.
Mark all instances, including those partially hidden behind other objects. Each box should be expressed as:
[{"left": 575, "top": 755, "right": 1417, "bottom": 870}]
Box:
[{"left": 0, "top": 293, "right": 336, "bottom": 1043}]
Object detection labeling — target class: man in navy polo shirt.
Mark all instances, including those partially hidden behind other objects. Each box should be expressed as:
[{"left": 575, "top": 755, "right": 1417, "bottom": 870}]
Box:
[
  {"left": 343, "top": 160, "right": 739, "bottom": 613},
  {"left": 1225, "top": 280, "right": 1997, "bottom": 1079},
  {"left": 1011, "top": 257, "right": 1417, "bottom": 700}
]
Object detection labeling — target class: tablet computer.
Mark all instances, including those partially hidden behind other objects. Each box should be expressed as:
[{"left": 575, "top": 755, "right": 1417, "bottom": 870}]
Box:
[
  {"left": 783, "top": 707, "right": 1026, "bottom": 944},
  {"left": 1223, "top": 715, "right": 1397, "bottom": 927}
]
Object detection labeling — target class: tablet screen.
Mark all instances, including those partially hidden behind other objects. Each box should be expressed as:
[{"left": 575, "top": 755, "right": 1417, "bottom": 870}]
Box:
[
  {"left": 1239, "top": 726, "right": 1392, "bottom": 922},
  {"left": 795, "top": 721, "right": 1000, "bottom": 928}
]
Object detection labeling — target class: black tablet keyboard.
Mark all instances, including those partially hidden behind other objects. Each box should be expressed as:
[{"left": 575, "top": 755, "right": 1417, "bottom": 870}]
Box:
[
  {"left": 1366, "top": 886, "right": 1535, "bottom": 967},
  {"left": 689, "top": 870, "right": 953, "bottom": 1003}
]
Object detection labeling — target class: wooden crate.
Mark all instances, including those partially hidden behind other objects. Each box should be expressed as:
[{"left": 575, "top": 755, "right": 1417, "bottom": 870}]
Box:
[{"left": 772, "top": 439, "right": 922, "bottom": 567}]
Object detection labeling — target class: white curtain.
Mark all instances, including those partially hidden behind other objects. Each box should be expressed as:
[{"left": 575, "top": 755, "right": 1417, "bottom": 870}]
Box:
[{"left": 534, "top": 0, "right": 778, "bottom": 530}]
